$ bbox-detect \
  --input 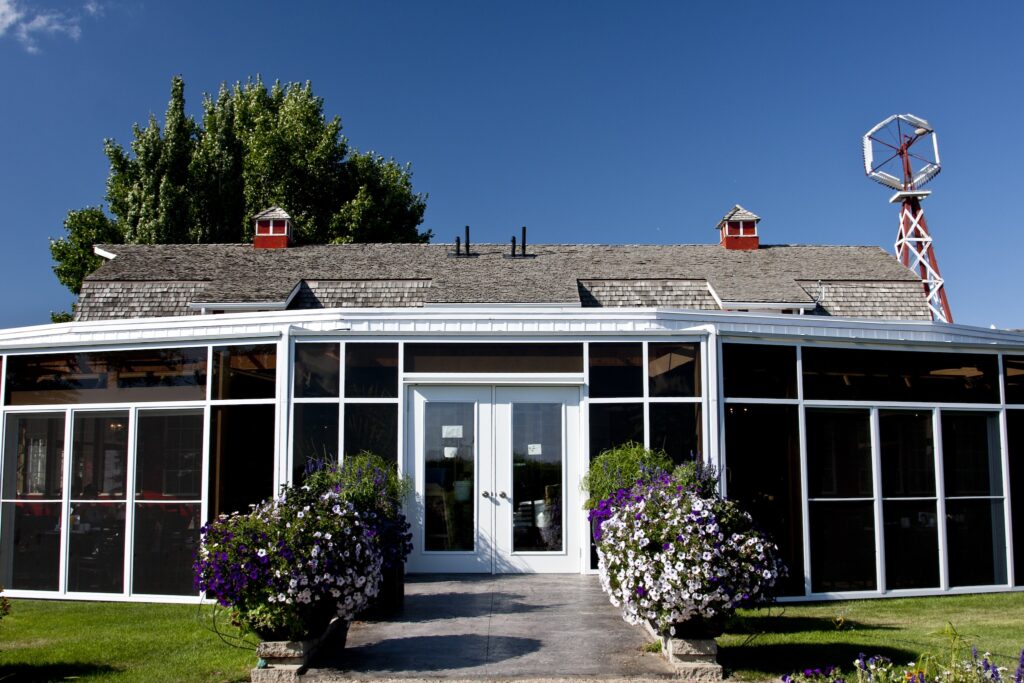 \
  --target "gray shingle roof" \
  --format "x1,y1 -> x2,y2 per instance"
717,205 -> 760,227
253,206 -> 291,221
76,242 -> 928,320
